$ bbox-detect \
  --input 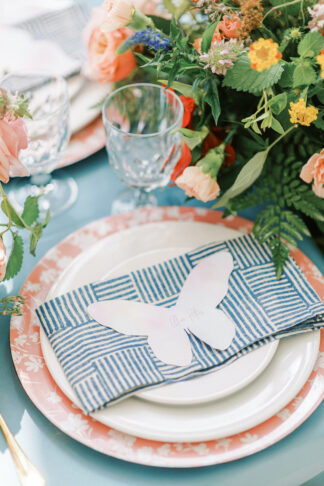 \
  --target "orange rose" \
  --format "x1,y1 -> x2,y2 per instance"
217,14 -> 242,39
171,142 -> 192,182
176,166 -> 220,202
0,117 -> 29,184
180,95 -> 195,128
300,148 -> 324,198
0,237 -> 6,281
83,7 -> 136,83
